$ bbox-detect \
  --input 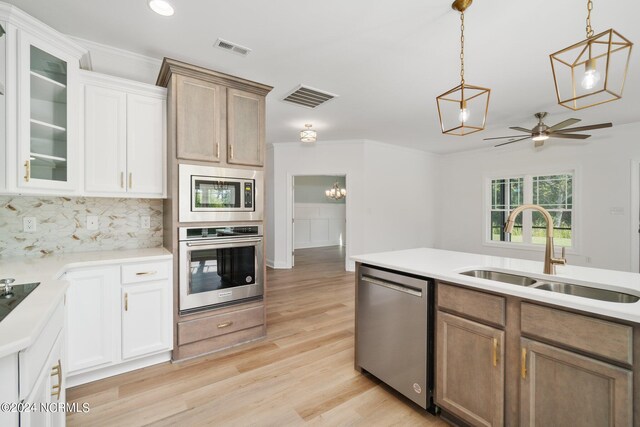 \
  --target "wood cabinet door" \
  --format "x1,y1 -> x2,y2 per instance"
121,281 -> 172,360
65,267 -> 120,374
126,93 -> 165,196
84,84 -> 127,194
436,311 -> 505,427
176,75 -> 224,162
227,88 -> 264,167
520,338 -> 632,427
